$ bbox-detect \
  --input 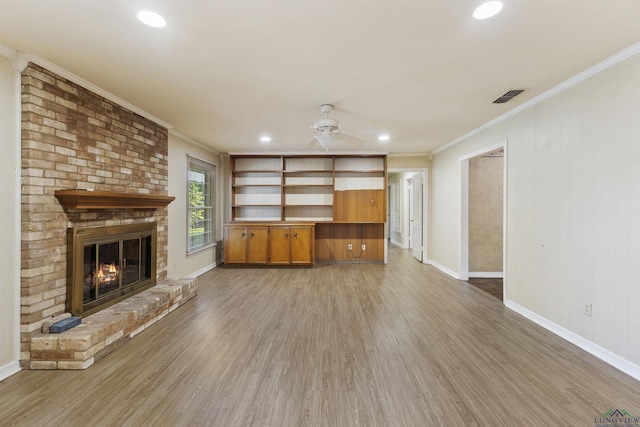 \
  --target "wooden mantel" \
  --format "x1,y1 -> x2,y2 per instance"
54,190 -> 175,209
